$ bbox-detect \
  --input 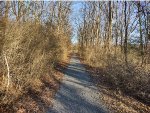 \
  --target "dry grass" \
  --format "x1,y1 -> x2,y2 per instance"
0,20 -> 71,112
80,46 -> 150,108
99,88 -> 150,113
